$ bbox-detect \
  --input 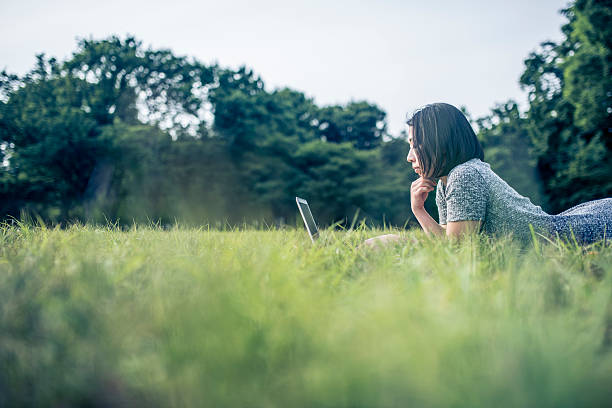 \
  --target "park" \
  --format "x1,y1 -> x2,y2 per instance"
1,0 -> 611,406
